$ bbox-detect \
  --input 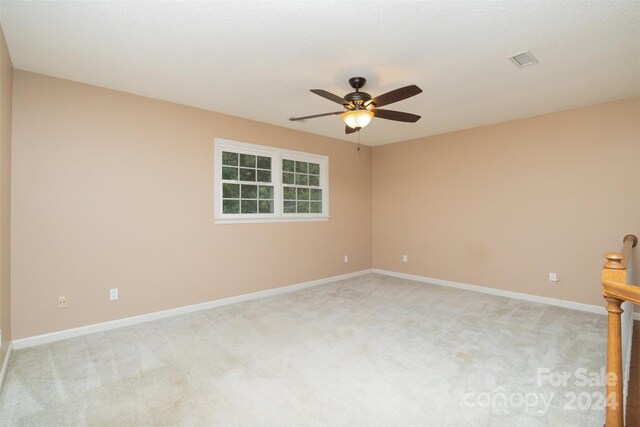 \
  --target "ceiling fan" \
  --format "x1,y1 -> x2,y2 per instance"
289,77 -> 422,134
